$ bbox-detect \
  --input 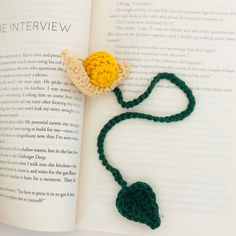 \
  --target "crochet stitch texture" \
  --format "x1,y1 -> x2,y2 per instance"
97,72 -> 196,229
61,50 -> 130,96
83,51 -> 119,88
